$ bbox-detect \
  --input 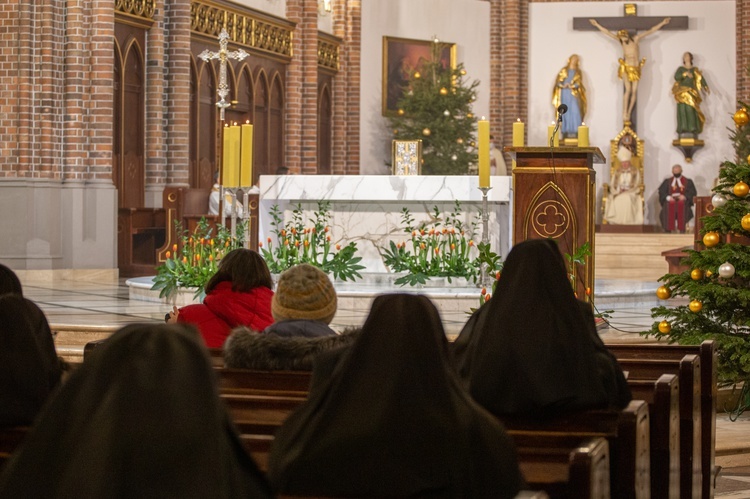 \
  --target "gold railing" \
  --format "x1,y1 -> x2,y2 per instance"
114,0 -> 155,20
191,1 -> 293,61
318,37 -> 339,72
